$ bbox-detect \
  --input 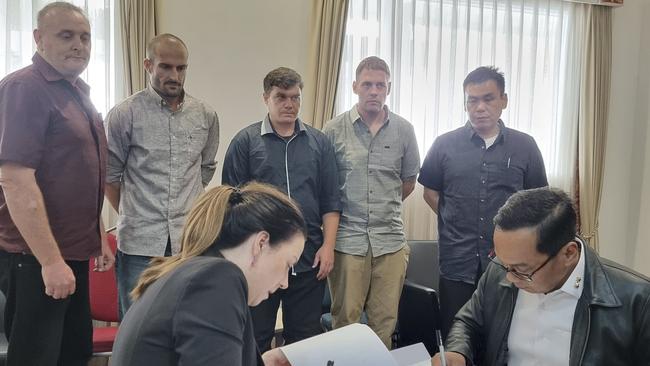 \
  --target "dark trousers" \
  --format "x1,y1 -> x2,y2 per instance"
250,268 -> 325,352
1,252 -> 91,366
439,277 -> 477,340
